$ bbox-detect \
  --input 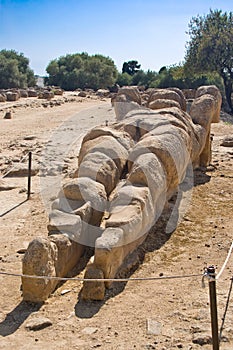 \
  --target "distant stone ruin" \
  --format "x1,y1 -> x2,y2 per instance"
22,85 -> 222,302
